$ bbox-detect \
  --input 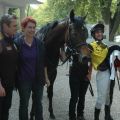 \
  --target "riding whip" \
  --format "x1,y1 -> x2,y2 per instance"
89,81 -> 94,97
